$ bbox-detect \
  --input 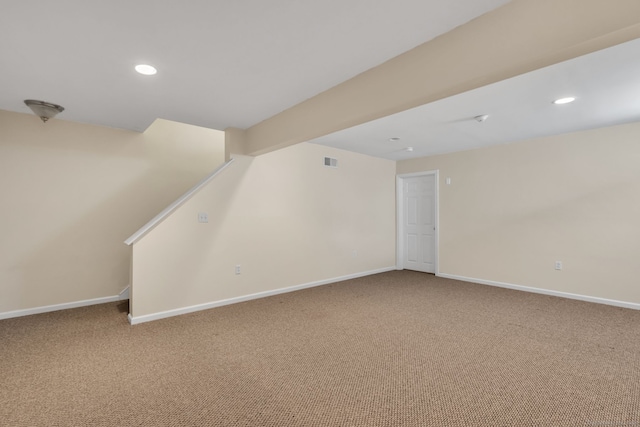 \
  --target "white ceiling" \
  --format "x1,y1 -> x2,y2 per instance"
309,37 -> 640,160
0,0 -> 510,132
